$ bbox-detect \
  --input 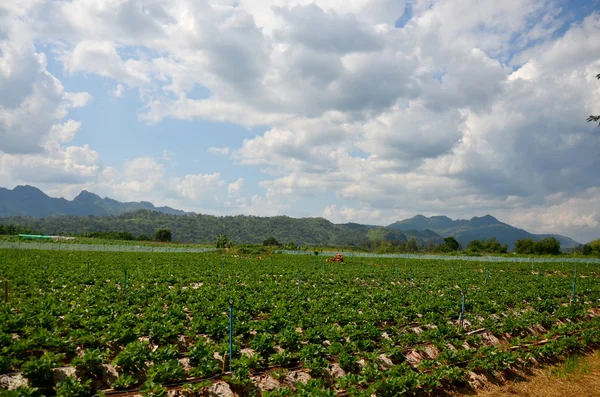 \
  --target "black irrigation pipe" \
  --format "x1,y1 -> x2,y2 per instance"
95,372 -> 228,396
95,363 -> 308,397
